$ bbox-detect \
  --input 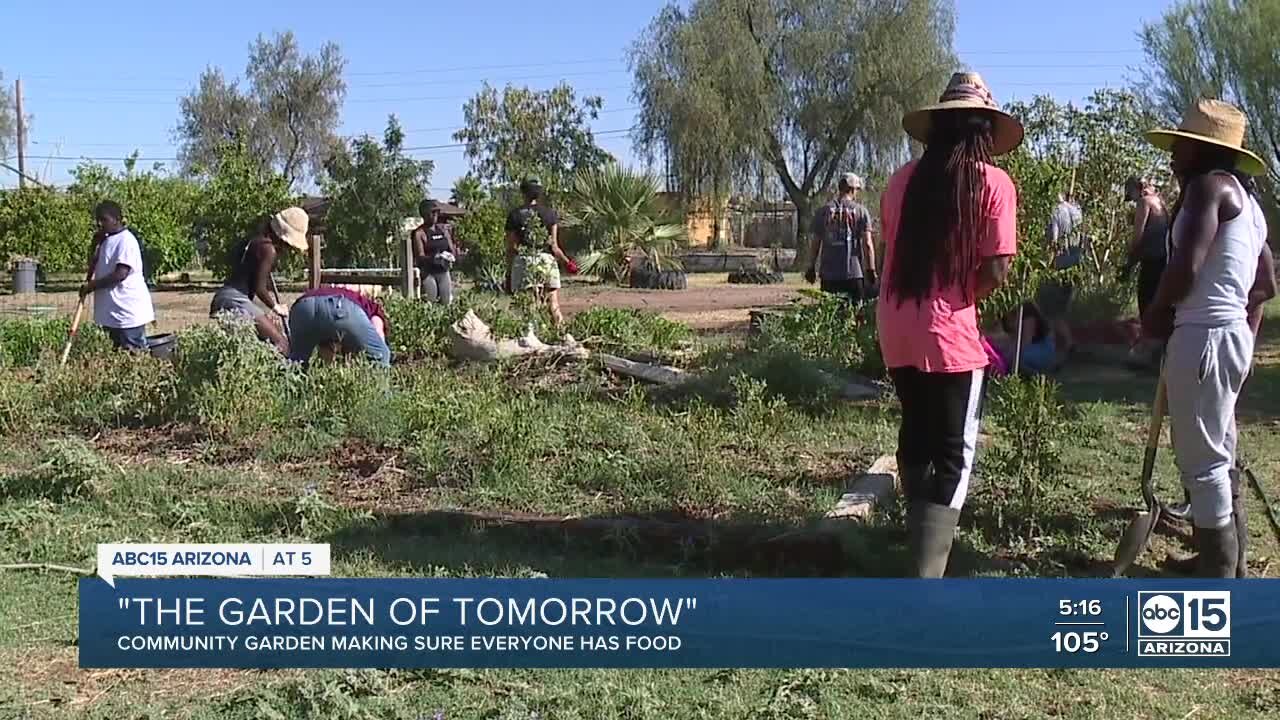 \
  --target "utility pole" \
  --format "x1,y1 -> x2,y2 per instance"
15,78 -> 26,188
